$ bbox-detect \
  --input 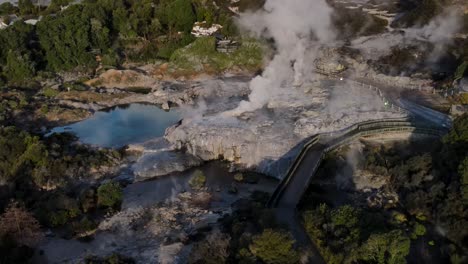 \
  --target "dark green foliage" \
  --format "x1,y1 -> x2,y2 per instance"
101,49 -> 121,68
0,21 -> 40,84
165,0 -> 196,33
4,50 -> 36,82
0,21 -> 36,64
0,126 -> 117,190
455,62 -> 467,81
47,0 -> 73,13
360,230 -> 411,264
170,37 -> 263,73
71,216 -> 97,235
97,182 -> 123,208
305,116 -> 468,261
36,5 -> 98,71
36,193 -> 81,227
236,0 -> 265,12
0,2 -> 17,15
411,222 -> 427,239
221,192 -> 280,262
249,229 -> 299,264
0,0 -> 242,81
155,34 -> 195,60
440,114 -> 468,174
0,127 -> 47,184
303,204 -> 411,264
18,0 -> 35,16
443,114 -> 468,147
